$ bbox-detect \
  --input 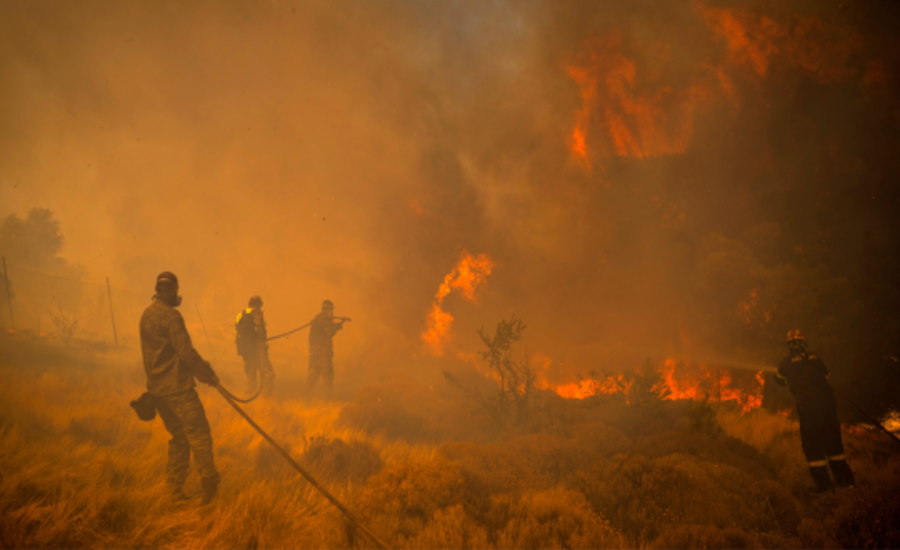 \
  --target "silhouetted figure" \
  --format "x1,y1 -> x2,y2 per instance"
139,272 -> 220,504
235,296 -> 274,396
776,329 -> 855,493
307,299 -> 345,395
